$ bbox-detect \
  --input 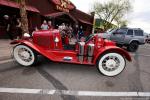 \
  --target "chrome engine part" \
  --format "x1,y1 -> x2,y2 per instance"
87,44 -> 95,63
78,42 -> 85,63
